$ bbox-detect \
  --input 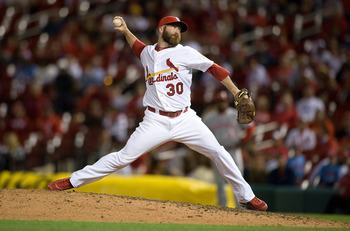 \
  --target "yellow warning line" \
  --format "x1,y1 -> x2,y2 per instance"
146,67 -> 179,81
